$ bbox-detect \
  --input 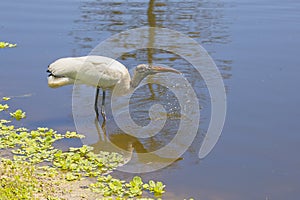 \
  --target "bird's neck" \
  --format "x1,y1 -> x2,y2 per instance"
112,73 -> 134,96
130,72 -> 147,89
113,72 -> 147,96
